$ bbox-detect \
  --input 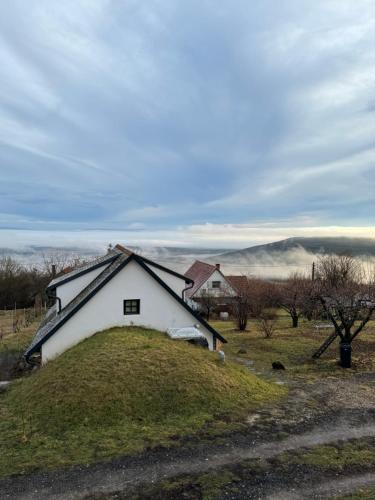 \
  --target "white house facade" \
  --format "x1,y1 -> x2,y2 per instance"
25,246 -> 226,364
184,261 -> 237,300
194,269 -> 235,298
